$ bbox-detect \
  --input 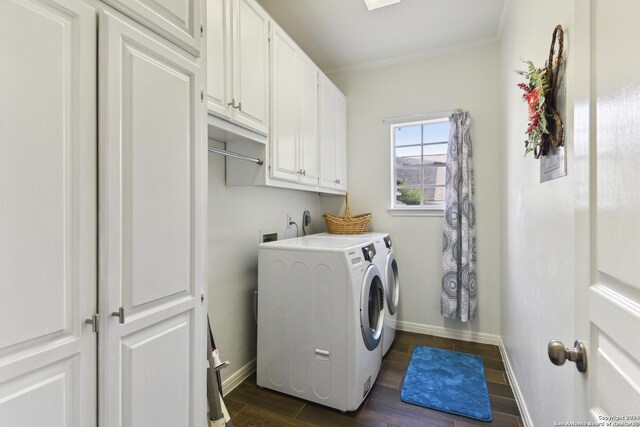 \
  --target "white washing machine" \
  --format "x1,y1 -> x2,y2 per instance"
316,233 -> 399,355
257,235 -> 385,411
